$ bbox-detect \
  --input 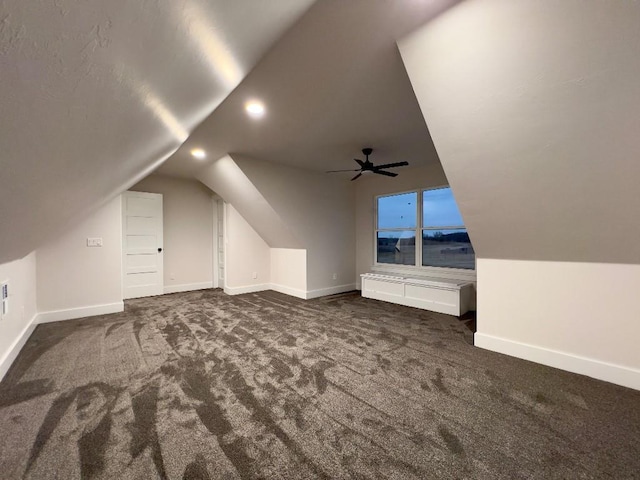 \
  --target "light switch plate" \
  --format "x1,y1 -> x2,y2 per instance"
1,282 -> 8,317
87,237 -> 103,247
